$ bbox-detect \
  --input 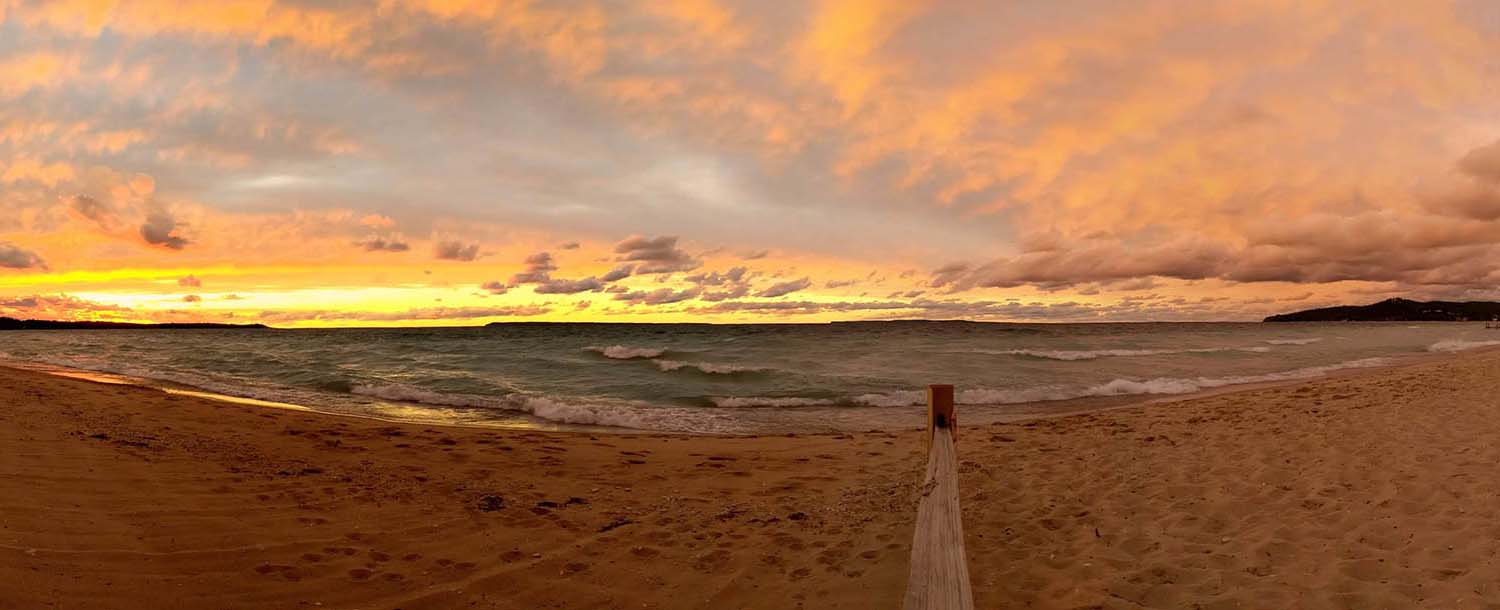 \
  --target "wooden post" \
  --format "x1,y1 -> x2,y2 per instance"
905,385 -> 974,610
927,384 -> 955,445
